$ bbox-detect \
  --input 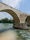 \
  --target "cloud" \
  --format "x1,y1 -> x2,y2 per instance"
0,12 -> 13,20
2,0 -> 22,8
